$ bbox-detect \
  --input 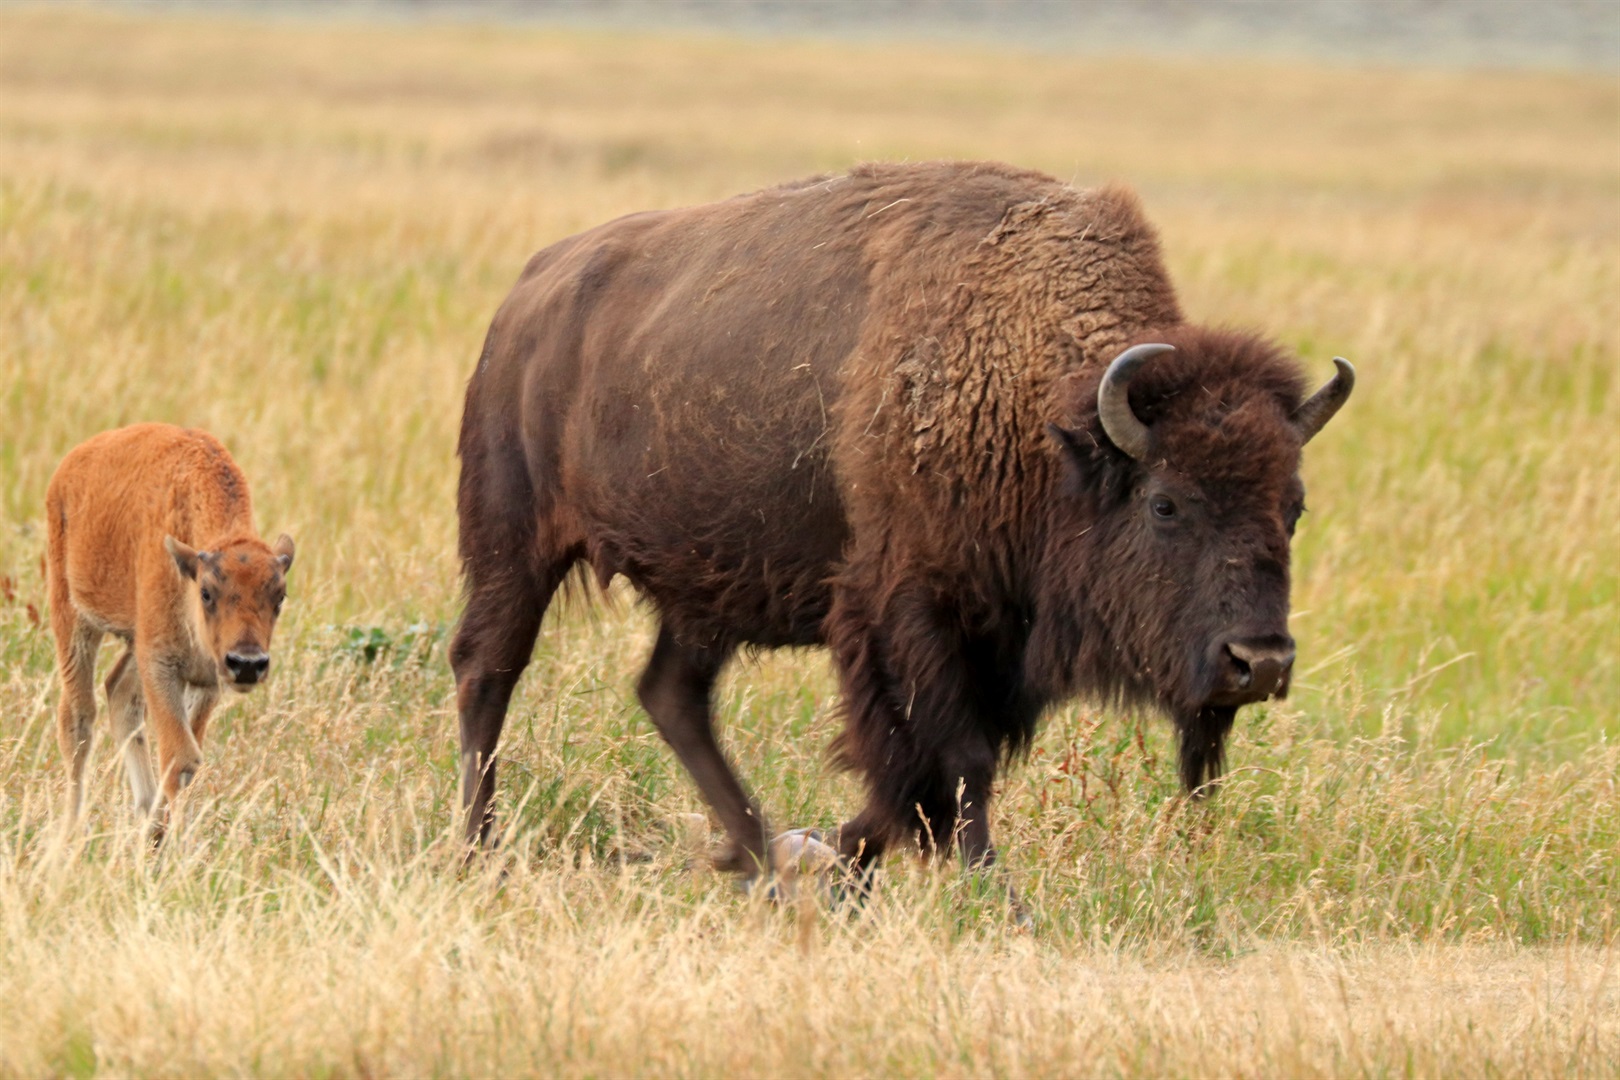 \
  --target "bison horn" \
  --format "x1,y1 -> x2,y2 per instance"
1293,357 -> 1355,444
1097,343 -> 1174,462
